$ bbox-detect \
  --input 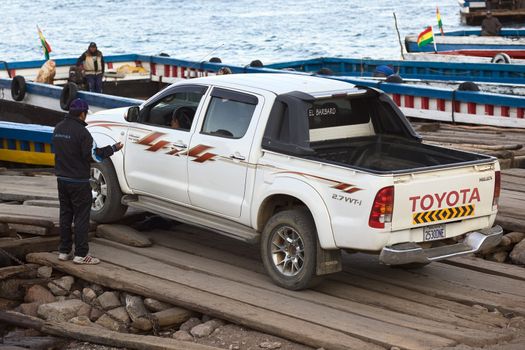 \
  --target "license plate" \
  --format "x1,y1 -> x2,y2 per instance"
423,224 -> 446,242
